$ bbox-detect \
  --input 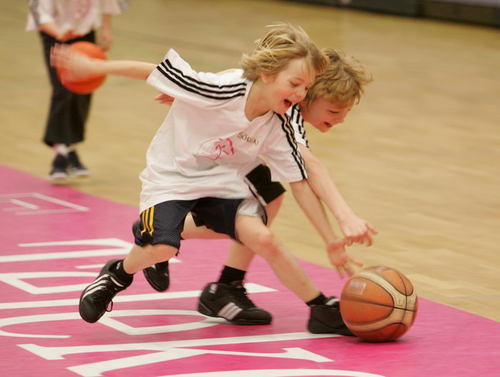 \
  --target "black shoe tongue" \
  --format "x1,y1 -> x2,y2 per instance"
325,297 -> 339,306
229,280 -> 244,289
